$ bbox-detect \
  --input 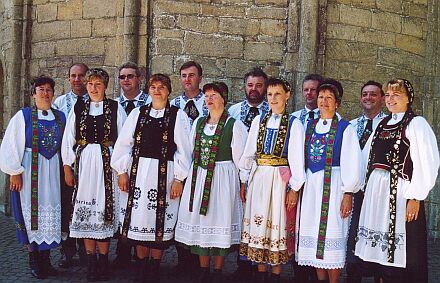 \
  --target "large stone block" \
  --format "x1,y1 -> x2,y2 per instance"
56,38 -> 106,56
184,32 -> 243,58
31,41 -> 55,58
339,4 -> 371,28
32,21 -> 70,42
333,0 -> 376,9
57,0 -> 82,20
176,15 -> 219,34
150,55 -> 174,74
212,0 -> 252,5
92,18 -> 117,37
154,1 -> 199,15
244,42 -> 284,61
324,59 -> 387,83
83,0 -> 117,18
219,18 -> 259,36
201,4 -> 245,17
327,3 -> 339,23
260,19 -> 286,37
376,1 -> 403,13
155,38 -> 183,55
255,0 -> 288,7
402,3 -> 427,18
326,39 -> 378,64
71,19 -> 92,38
396,34 -> 426,56
402,17 -> 426,39
155,29 -> 185,39
223,59 -> 260,78
372,11 -> 401,33
257,35 -> 285,43
36,3 -> 57,22
155,15 -> 176,29
45,57 -> 72,68
327,23 -> 396,48
246,6 -> 286,19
